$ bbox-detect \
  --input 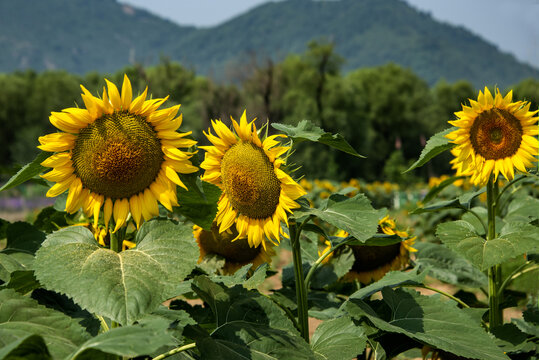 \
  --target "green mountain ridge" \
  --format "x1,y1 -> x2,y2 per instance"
1,0 -> 537,87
